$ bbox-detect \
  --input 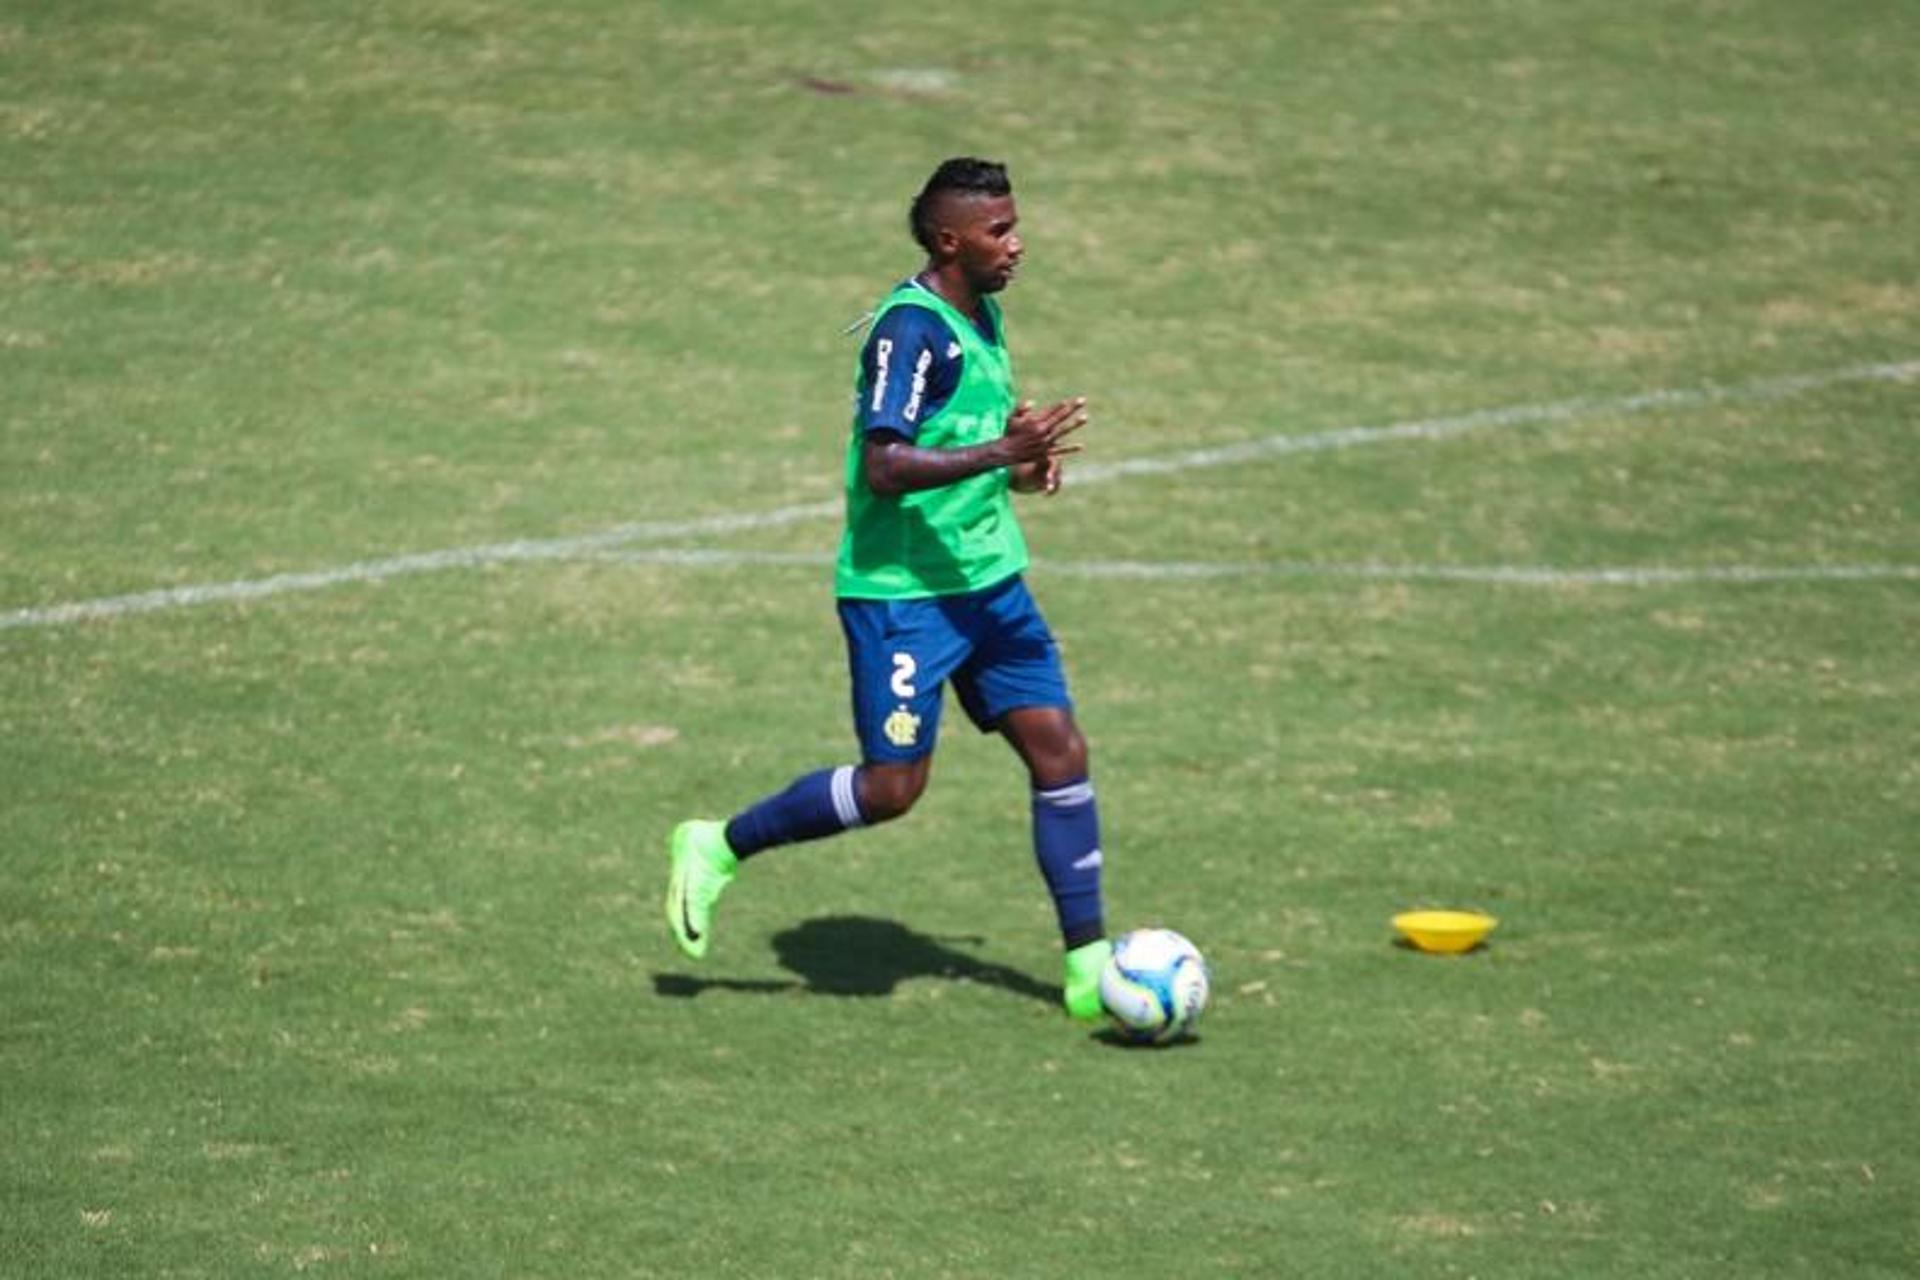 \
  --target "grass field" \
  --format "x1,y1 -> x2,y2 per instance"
4,1 -> 1917,1275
